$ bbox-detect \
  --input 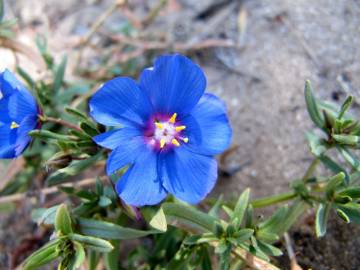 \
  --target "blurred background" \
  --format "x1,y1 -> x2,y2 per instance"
0,0 -> 360,269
